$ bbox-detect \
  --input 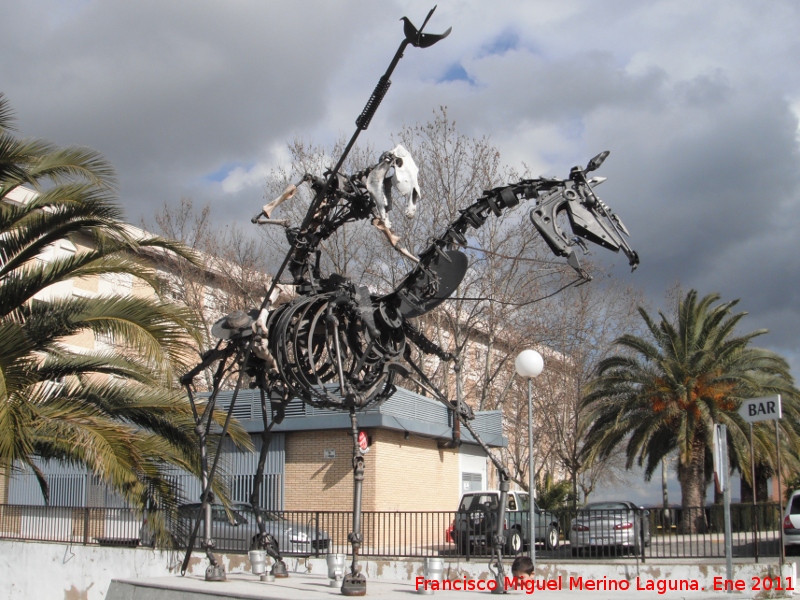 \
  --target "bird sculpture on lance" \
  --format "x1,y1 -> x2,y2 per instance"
178,6 -> 639,596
